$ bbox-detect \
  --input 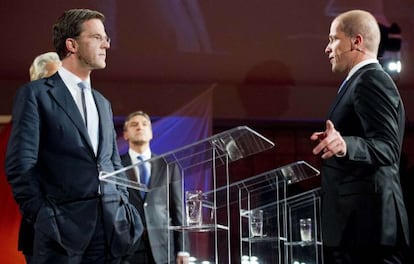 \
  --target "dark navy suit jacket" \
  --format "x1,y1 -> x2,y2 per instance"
5,73 -> 142,257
